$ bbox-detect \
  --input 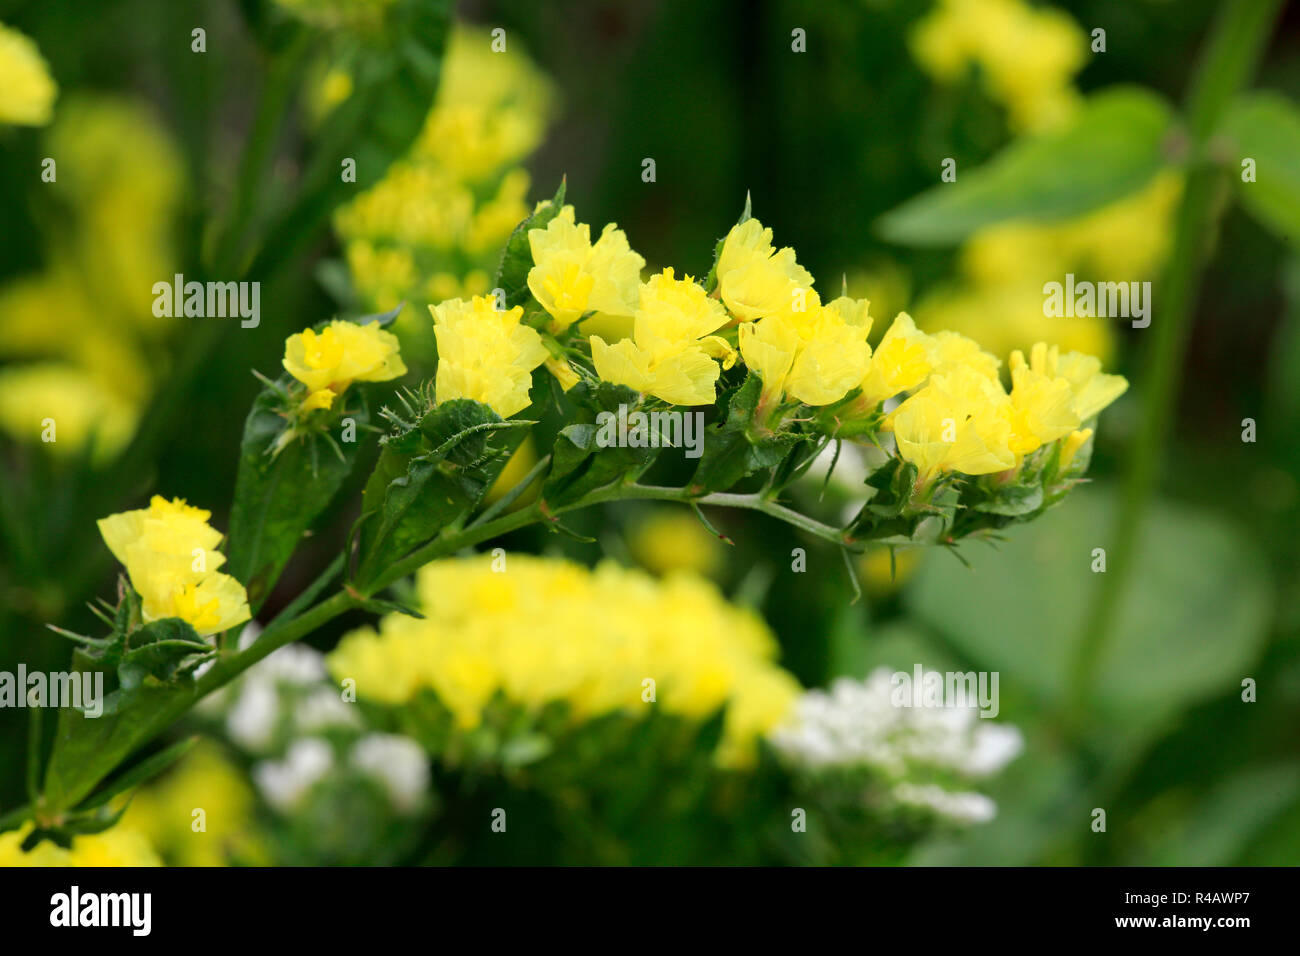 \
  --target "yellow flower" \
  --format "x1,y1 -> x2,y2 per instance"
628,509 -> 722,578
431,295 -> 548,417
327,554 -> 801,767
97,496 -> 250,637
123,742 -> 257,867
1059,427 -> 1093,471
1006,347 -> 1080,454
528,210 -> 644,333
715,217 -> 814,321
1022,341 -> 1128,421
590,268 -> 734,406
0,23 -> 57,126
888,365 -> 1016,484
0,362 -> 137,463
910,0 -> 1085,133
0,823 -> 160,867
282,319 -> 406,411
858,312 -> 935,408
